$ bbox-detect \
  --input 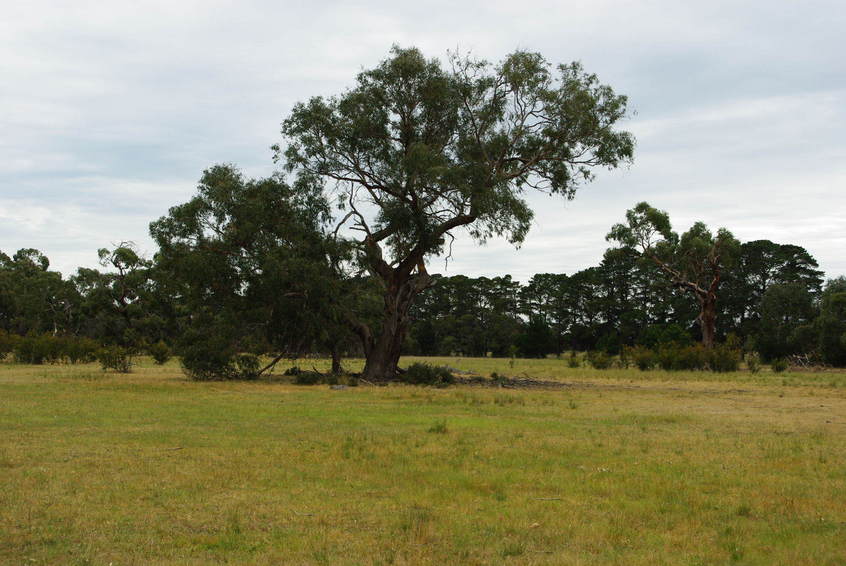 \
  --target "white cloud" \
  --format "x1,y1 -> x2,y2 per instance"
1,0 -> 844,280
